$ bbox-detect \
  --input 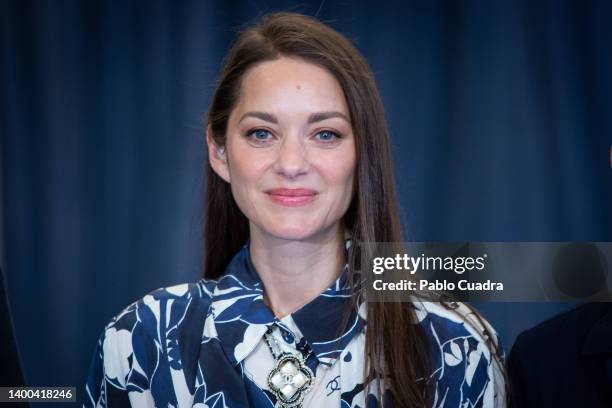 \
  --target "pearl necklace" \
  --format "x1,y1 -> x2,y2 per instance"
264,326 -> 314,408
